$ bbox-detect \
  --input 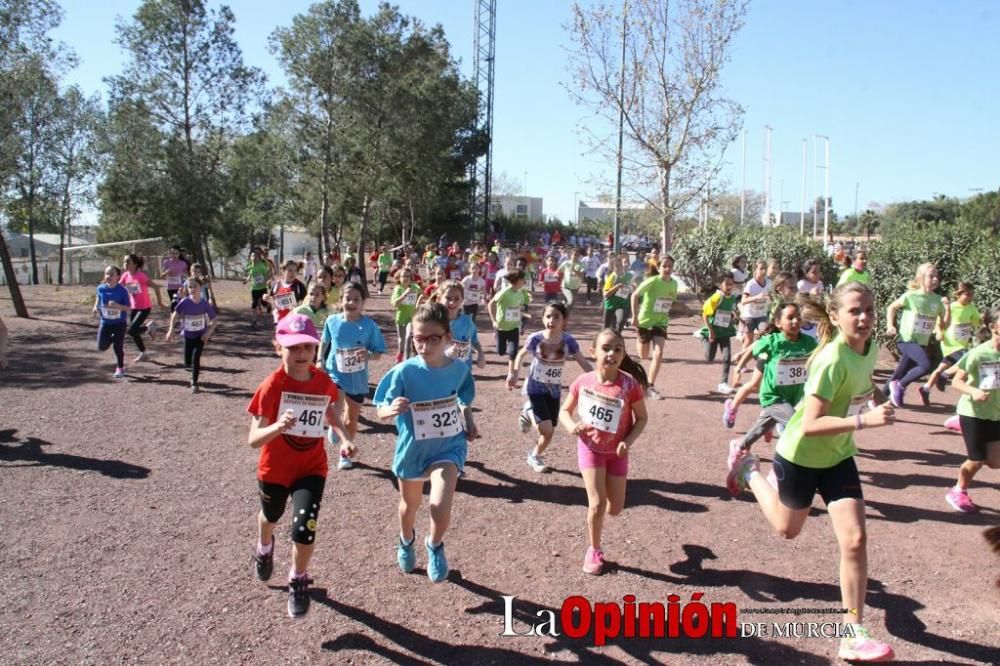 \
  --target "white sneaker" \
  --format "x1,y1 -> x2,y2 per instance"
717,382 -> 736,395
145,321 -> 157,342
646,387 -> 664,400
527,452 -> 550,473
338,456 -> 353,470
113,367 -> 127,379
134,352 -> 149,363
